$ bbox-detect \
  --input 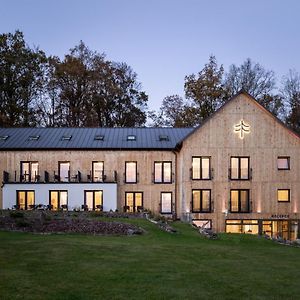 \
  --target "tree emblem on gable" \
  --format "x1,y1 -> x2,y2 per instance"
234,120 -> 250,139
